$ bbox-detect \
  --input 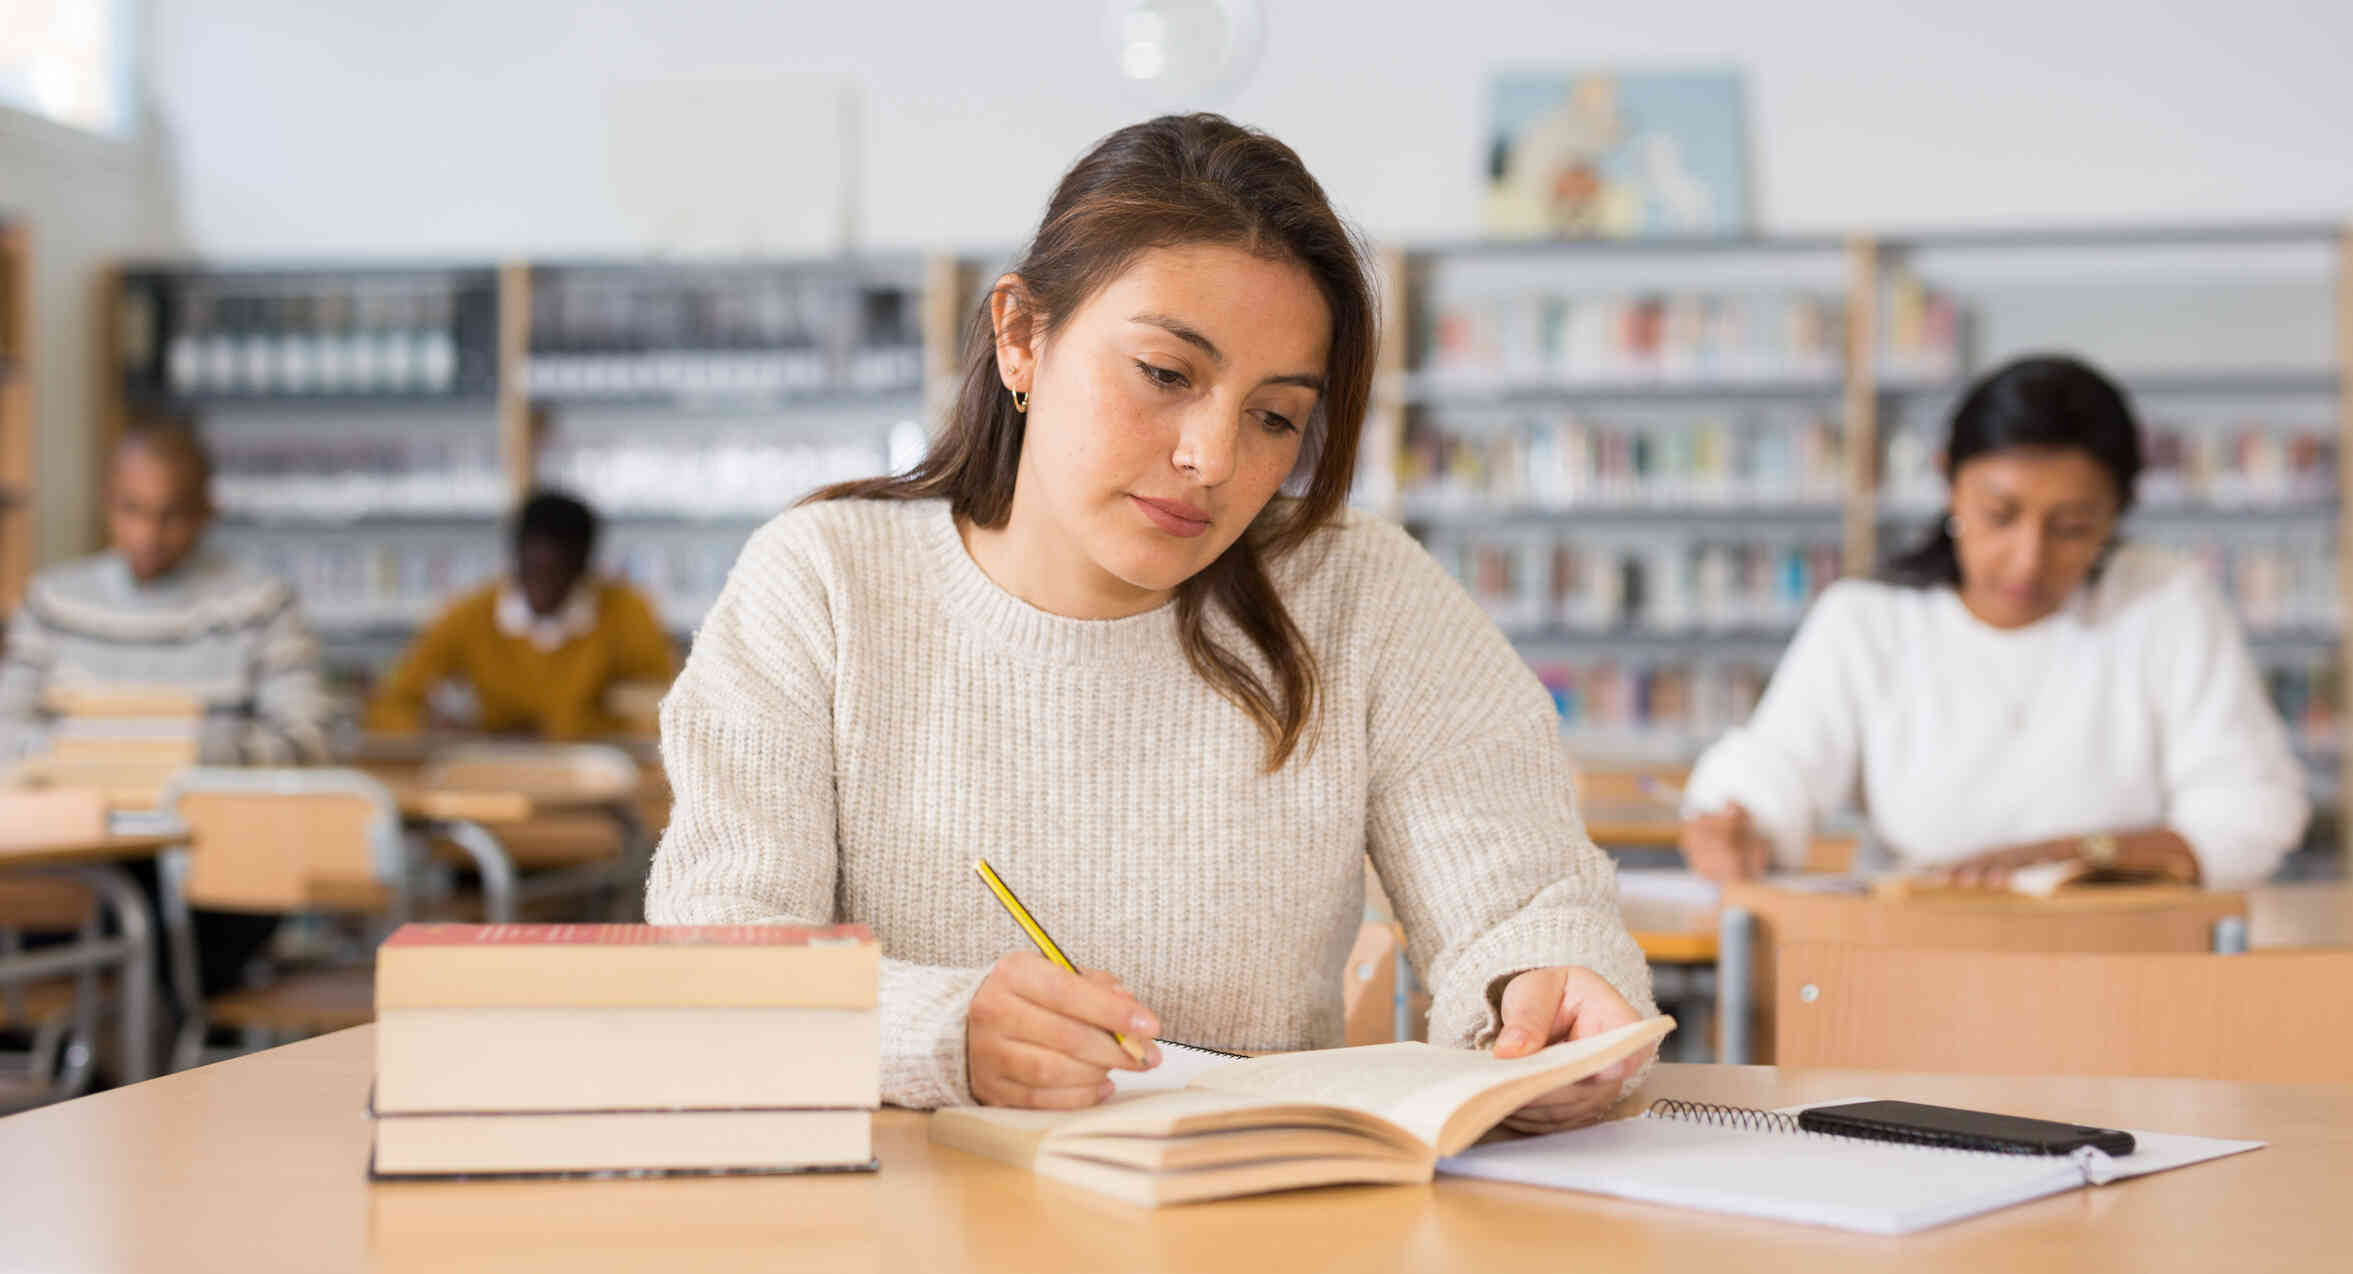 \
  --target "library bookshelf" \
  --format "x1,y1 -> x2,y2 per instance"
0,220 -> 29,608
1376,224 -> 2350,859
70,224 -> 2352,856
